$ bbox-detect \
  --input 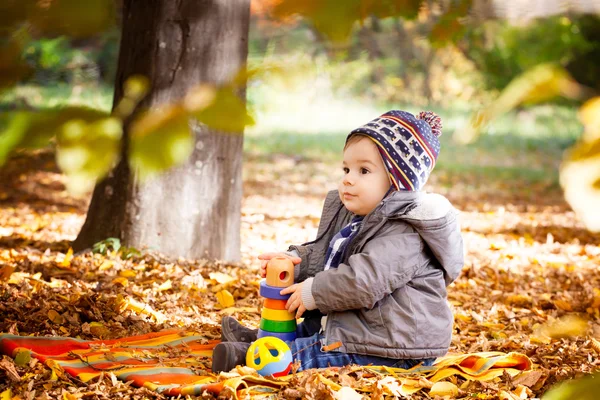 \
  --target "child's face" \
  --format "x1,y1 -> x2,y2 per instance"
338,136 -> 391,216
